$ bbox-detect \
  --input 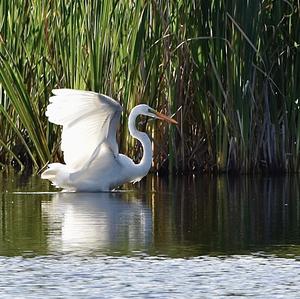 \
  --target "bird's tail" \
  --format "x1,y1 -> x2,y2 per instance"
41,163 -> 70,189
